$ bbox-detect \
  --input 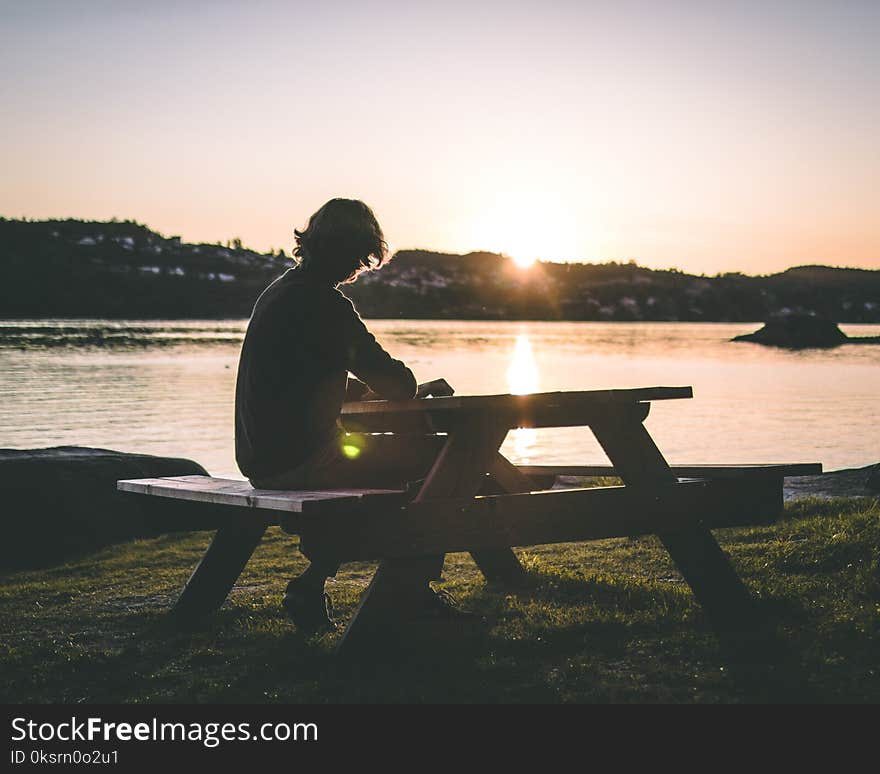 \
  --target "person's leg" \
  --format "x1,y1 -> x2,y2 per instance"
282,565 -> 340,632
257,434 -> 447,631
250,457 -> 344,631
304,432 -> 446,489
296,559 -> 338,589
